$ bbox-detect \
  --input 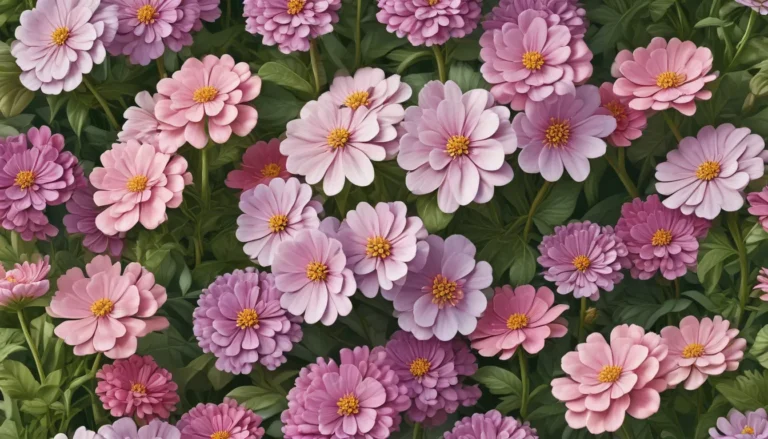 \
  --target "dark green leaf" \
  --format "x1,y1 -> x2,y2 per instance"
416,194 -> 454,232
473,366 -> 522,396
